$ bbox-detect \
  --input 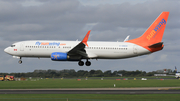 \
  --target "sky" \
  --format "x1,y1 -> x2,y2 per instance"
1,0 -> 180,73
